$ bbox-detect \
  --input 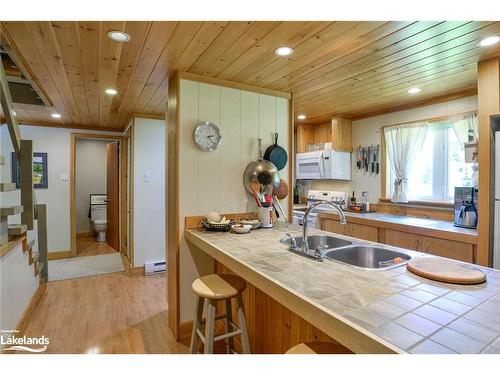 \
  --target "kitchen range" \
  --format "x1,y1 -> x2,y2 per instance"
292,190 -> 347,228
